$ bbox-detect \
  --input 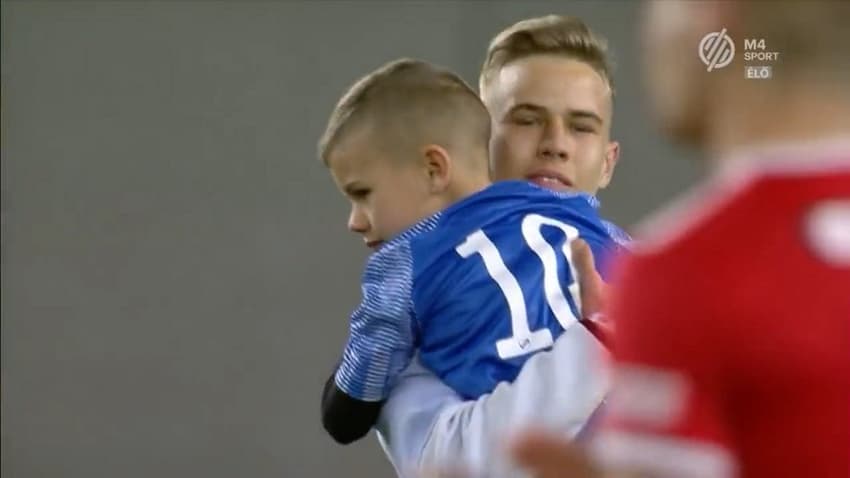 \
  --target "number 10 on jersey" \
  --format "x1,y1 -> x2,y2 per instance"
456,213 -> 582,360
